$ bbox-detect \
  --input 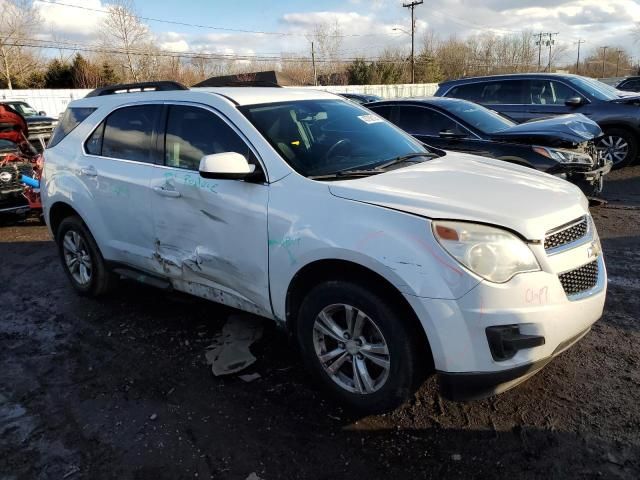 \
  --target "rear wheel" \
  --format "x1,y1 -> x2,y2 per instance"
297,281 -> 423,413
597,128 -> 637,168
56,216 -> 117,296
